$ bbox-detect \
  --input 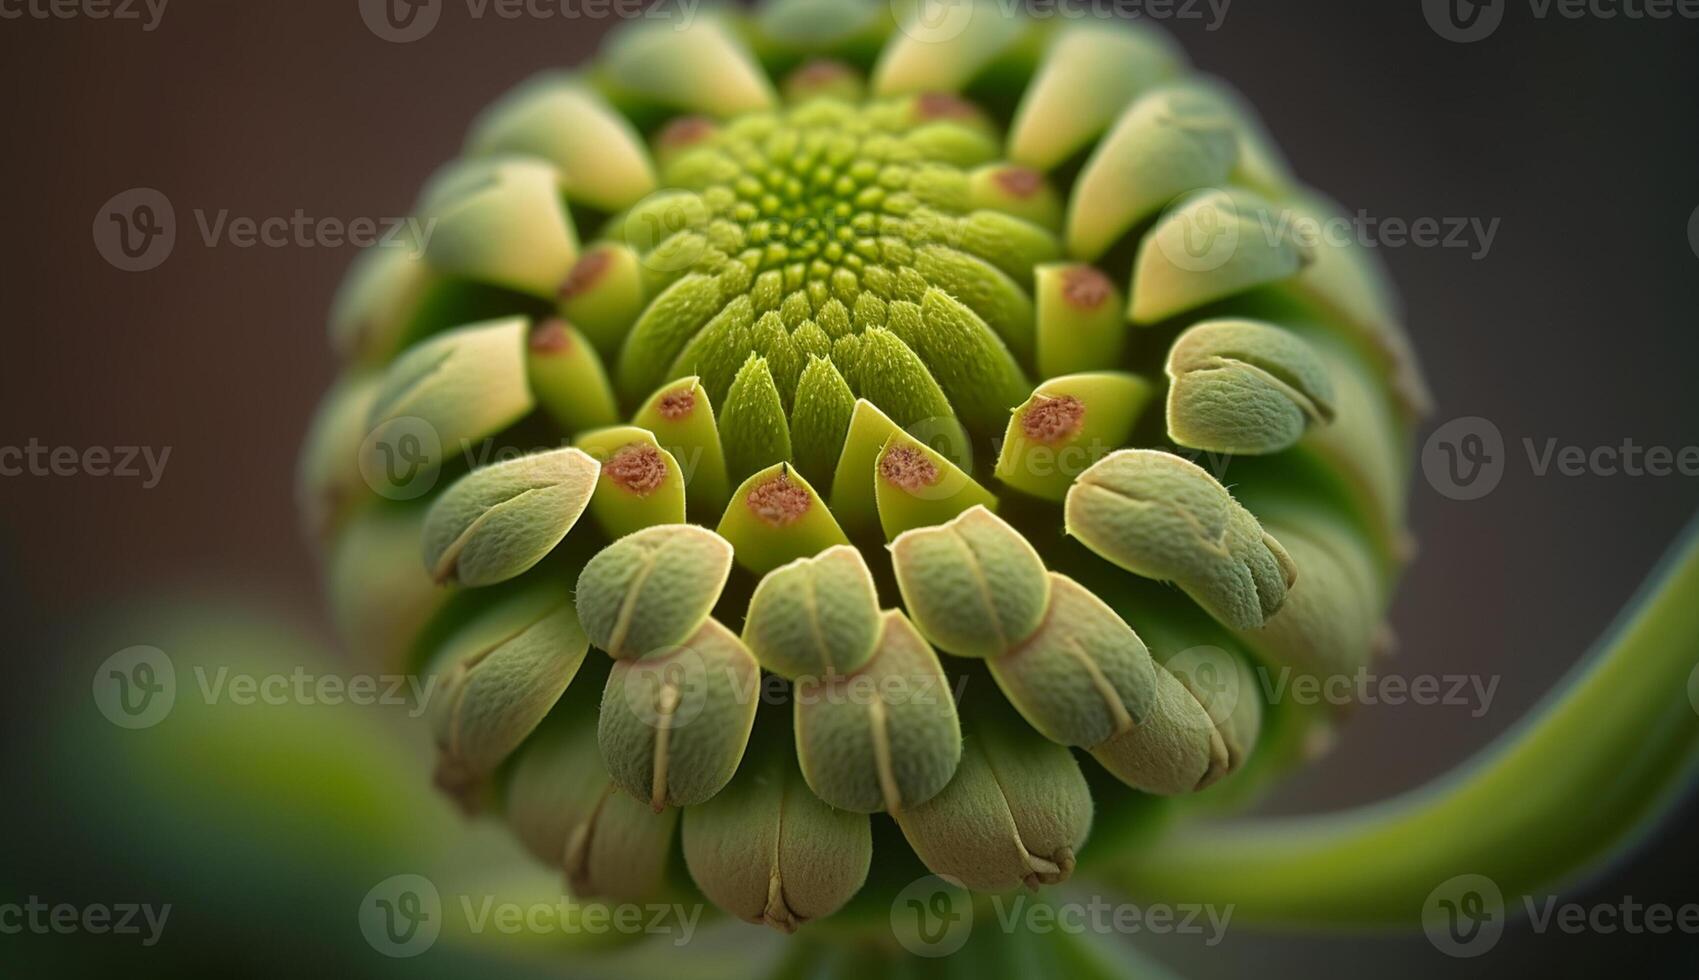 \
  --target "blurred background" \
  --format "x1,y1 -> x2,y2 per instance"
2,0 -> 1697,976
